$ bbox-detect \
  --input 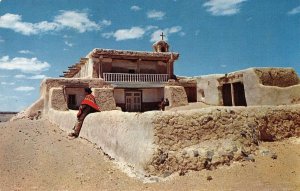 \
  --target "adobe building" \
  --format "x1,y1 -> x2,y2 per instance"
195,67 -> 300,106
24,34 -> 197,117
